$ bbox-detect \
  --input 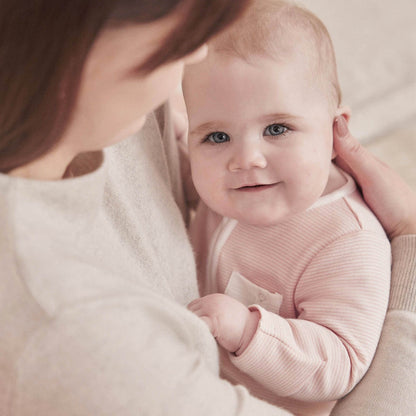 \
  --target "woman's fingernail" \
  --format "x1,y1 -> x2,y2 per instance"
335,116 -> 349,138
